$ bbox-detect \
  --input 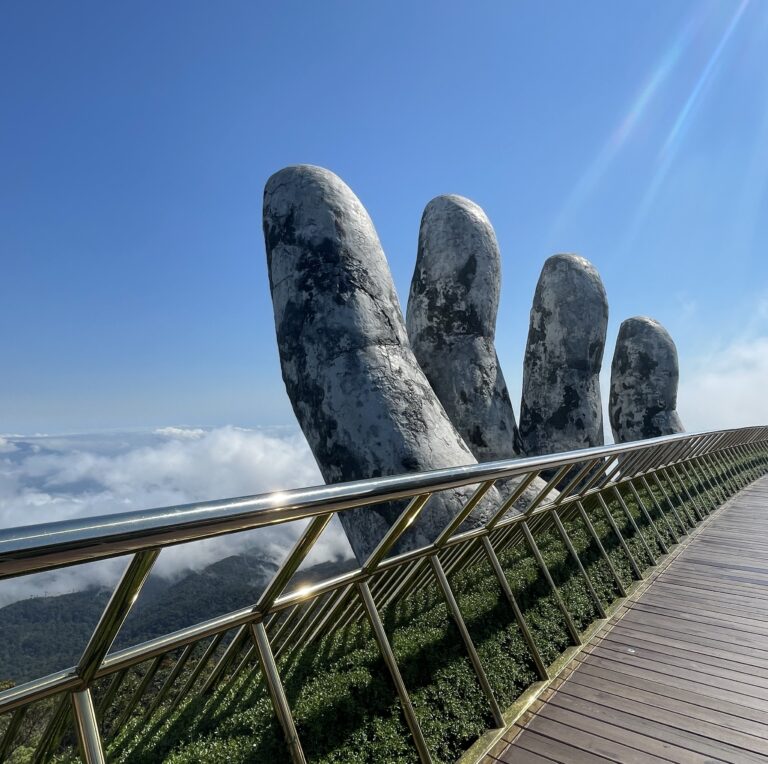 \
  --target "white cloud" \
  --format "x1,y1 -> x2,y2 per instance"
678,336 -> 768,432
0,437 -> 16,453
153,426 -> 206,440
0,427 -> 352,606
